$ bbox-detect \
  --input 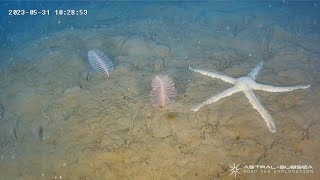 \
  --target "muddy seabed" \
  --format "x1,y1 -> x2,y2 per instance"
0,2 -> 319,180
